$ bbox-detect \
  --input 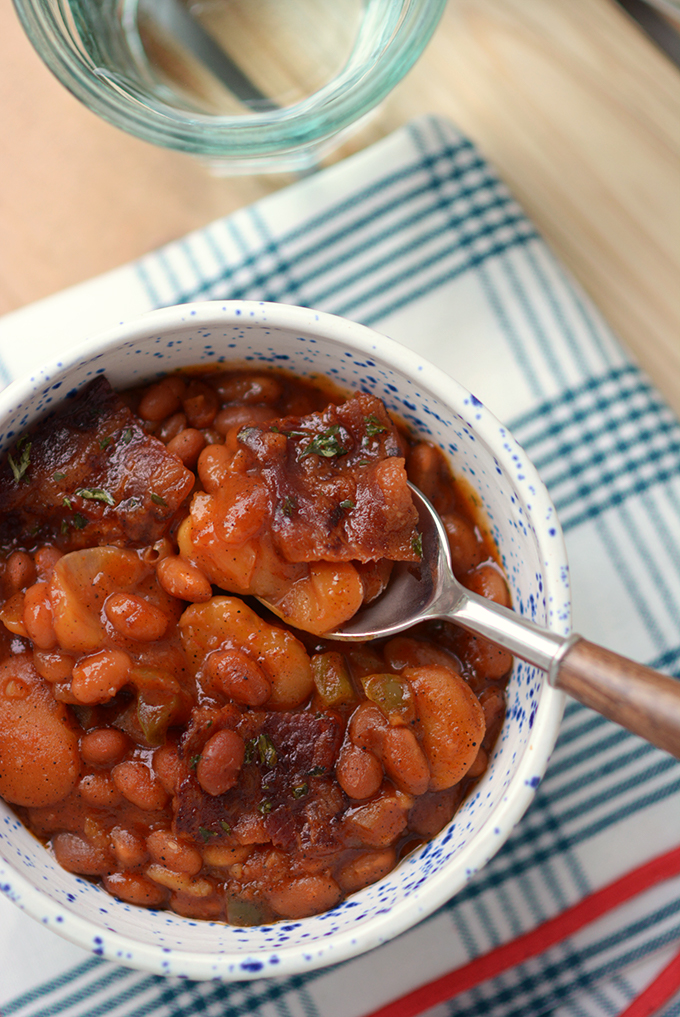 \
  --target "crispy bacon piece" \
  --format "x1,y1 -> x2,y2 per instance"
237,393 -> 420,563
0,377 -> 194,547
174,709 -> 344,853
